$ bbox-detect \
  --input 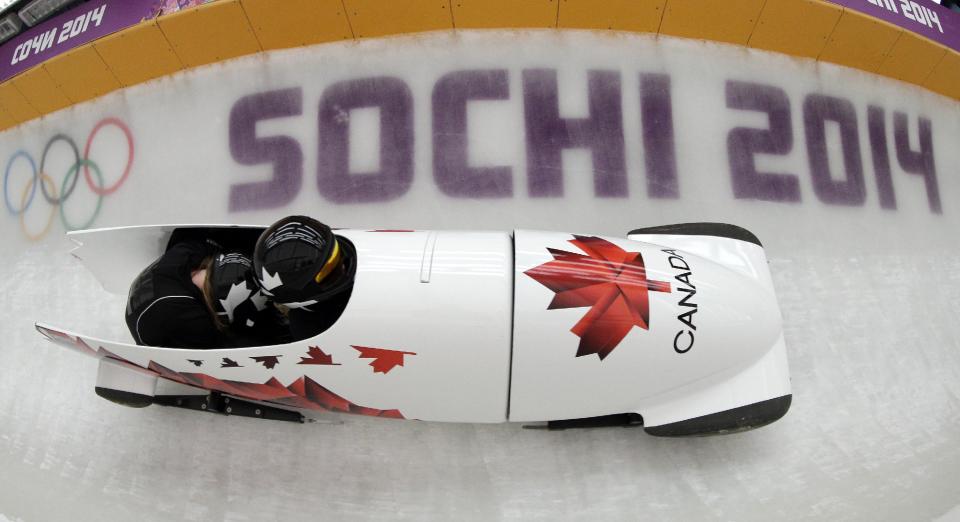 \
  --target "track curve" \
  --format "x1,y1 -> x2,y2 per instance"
0,31 -> 958,521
